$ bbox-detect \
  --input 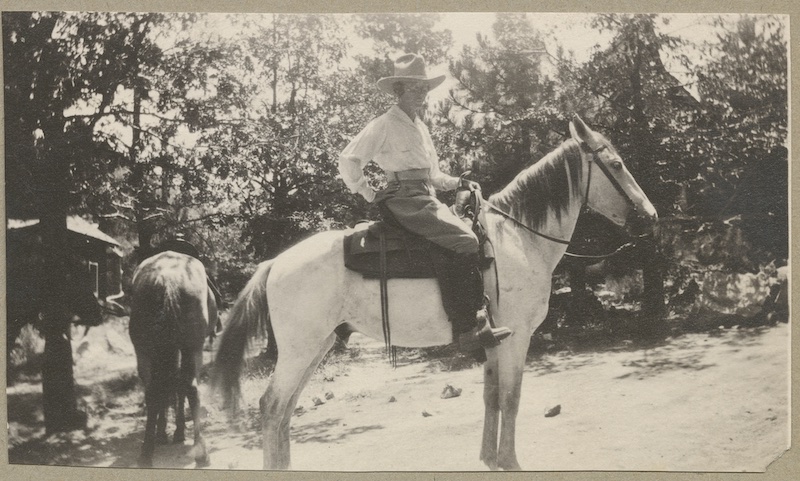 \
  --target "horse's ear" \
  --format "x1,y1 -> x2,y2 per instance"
570,114 -> 604,152
568,120 -> 580,143
569,114 -> 591,143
